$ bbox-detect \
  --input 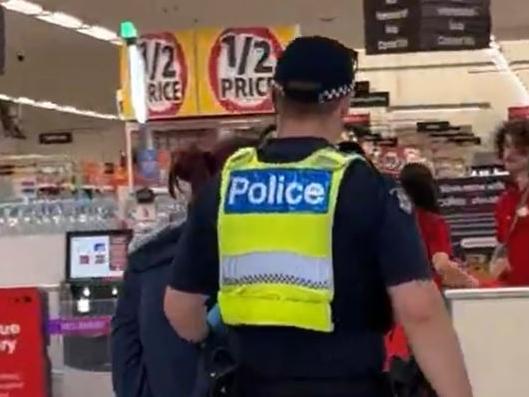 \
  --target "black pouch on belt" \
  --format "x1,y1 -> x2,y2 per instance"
389,356 -> 437,397
193,344 -> 238,397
